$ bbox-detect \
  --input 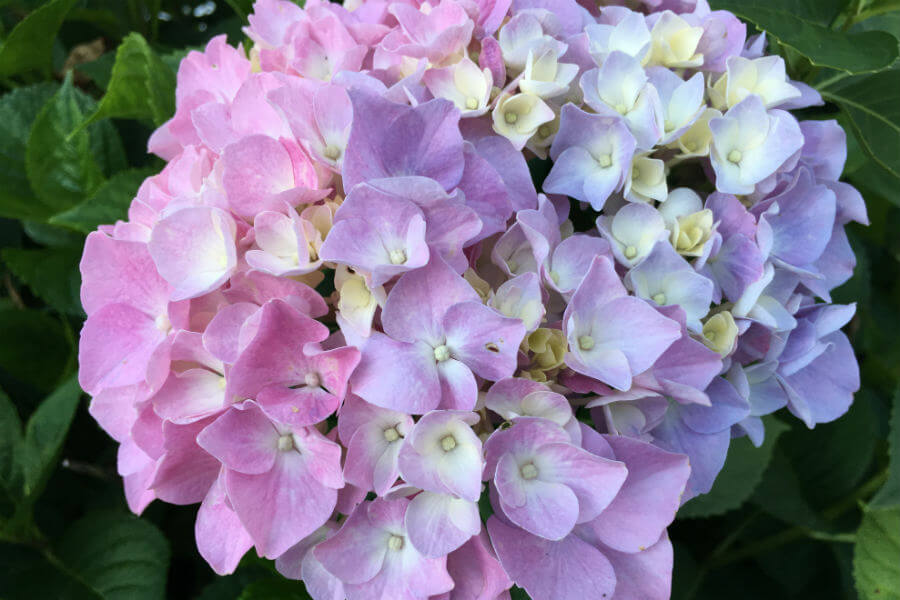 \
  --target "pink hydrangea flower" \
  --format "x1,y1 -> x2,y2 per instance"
78,0 -> 865,597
